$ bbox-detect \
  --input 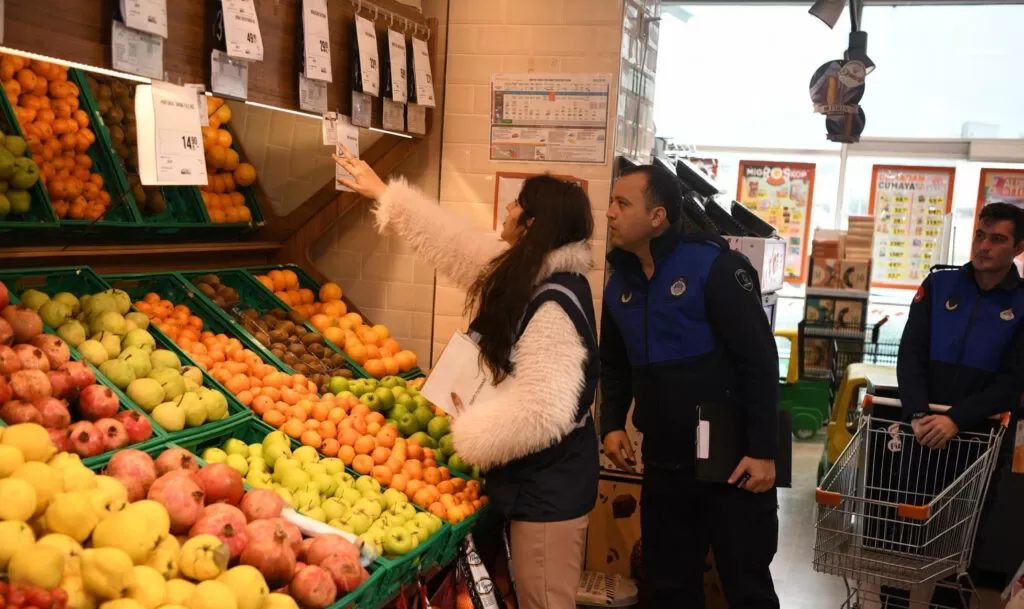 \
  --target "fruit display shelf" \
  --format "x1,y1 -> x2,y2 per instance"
0,76 -> 58,236
0,266 -> 251,442
213,122 -> 265,231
